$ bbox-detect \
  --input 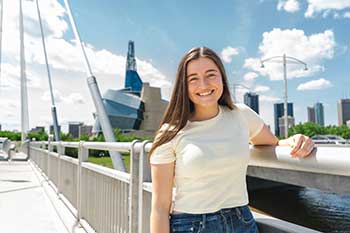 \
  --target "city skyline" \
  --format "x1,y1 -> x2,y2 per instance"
0,0 -> 349,133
